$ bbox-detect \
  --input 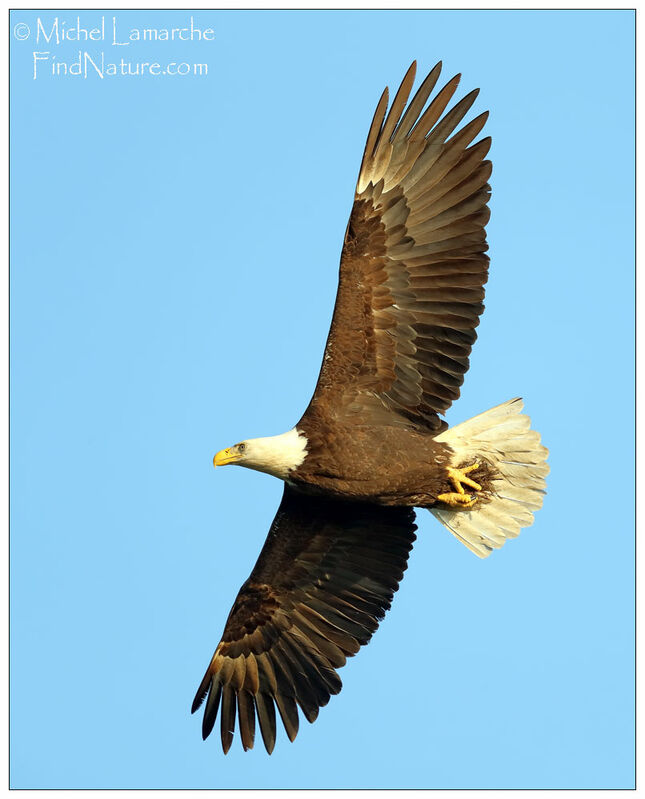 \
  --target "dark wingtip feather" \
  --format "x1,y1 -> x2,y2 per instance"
256,692 -> 277,755
275,693 -> 299,743
220,685 -> 236,754
191,693 -> 206,715
238,691 -> 256,752
201,680 -> 222,740
403,60 -> 417,82
191,670 -> 211,714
